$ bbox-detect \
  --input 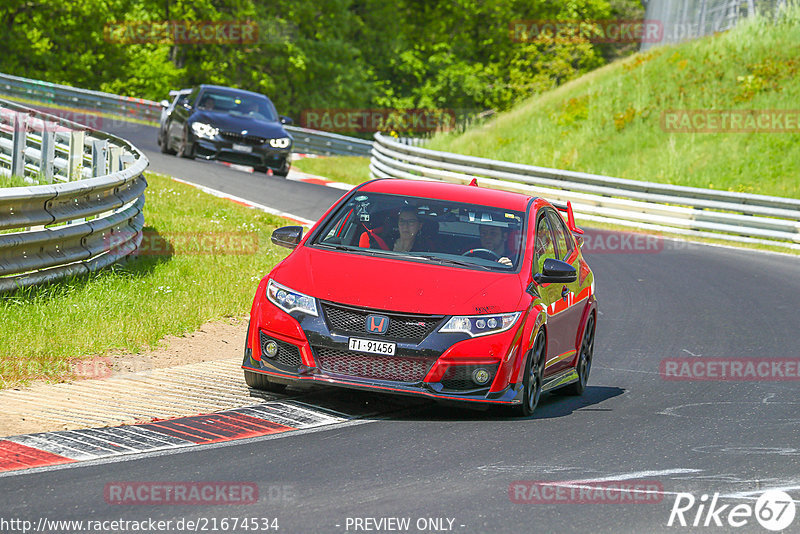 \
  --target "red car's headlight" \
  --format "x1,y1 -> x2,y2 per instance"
439,312 -> 521,337
266,279 -> 318,317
